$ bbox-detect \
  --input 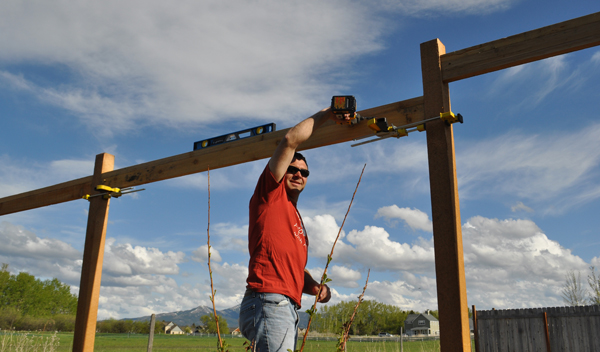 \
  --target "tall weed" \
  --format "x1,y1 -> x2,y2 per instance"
0,332 -> 59,352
